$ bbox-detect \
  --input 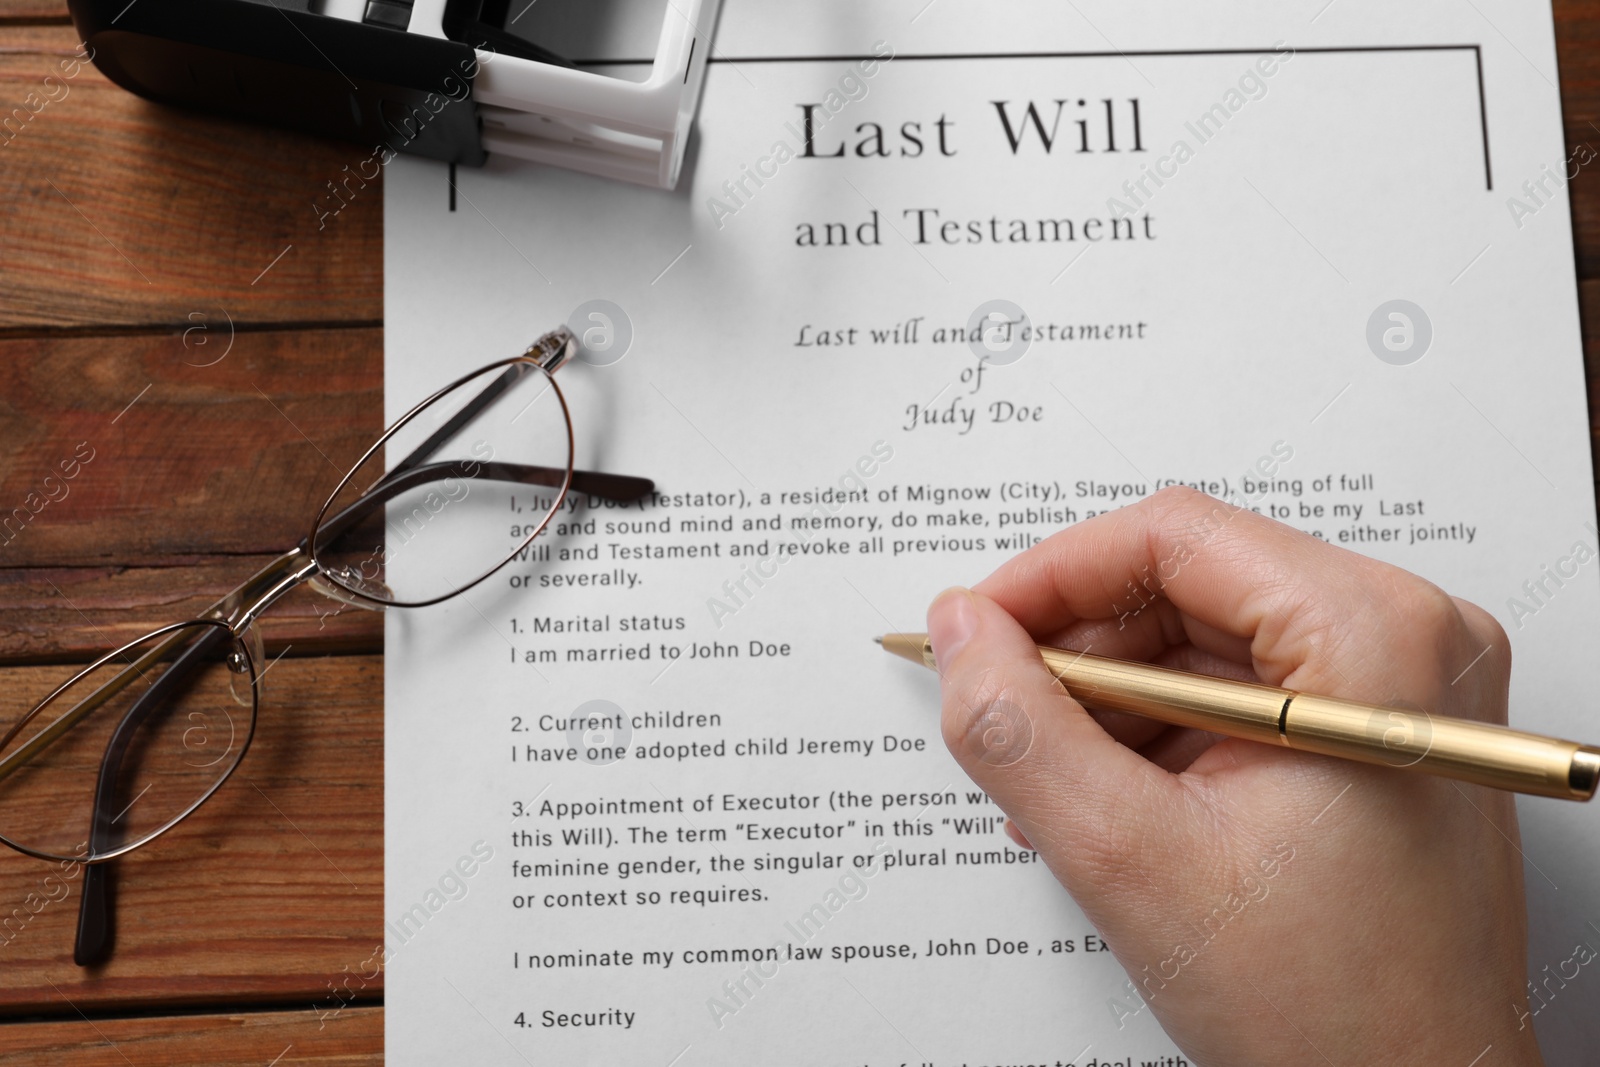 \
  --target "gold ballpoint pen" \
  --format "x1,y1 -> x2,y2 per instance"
878,633 -> 1600,801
